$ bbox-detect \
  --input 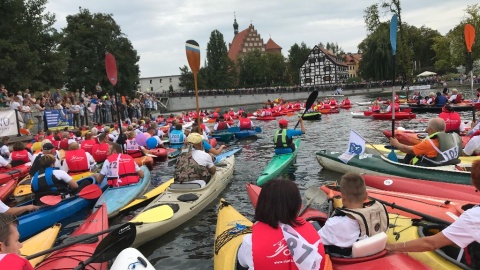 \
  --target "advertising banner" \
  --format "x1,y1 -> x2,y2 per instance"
44,109 -> 73,130
0,110 -> 18,136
